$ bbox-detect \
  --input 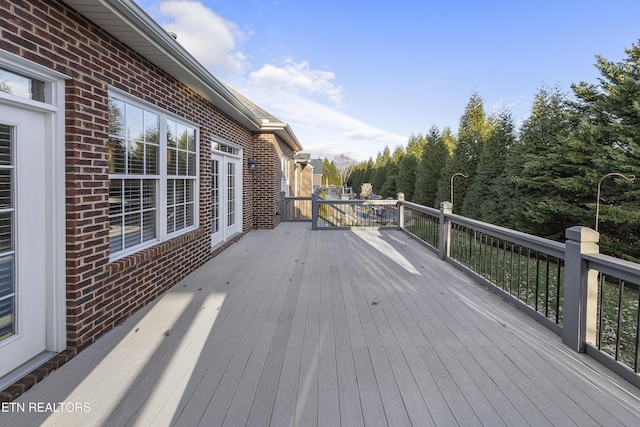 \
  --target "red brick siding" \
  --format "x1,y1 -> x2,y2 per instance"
0,0 -> 291,401
251,134 -> 295,228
